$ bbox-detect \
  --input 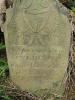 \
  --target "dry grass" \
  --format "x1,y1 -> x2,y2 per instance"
0,78 -> 39,100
